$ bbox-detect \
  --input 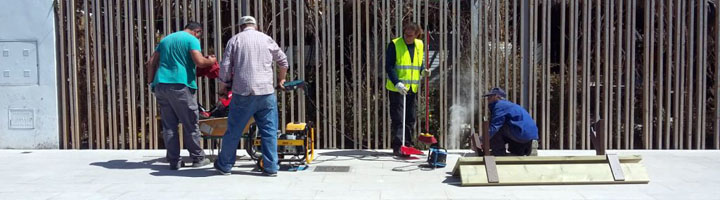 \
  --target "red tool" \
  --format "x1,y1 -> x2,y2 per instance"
418,32 -> 437,145
400,93 -> 423,156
